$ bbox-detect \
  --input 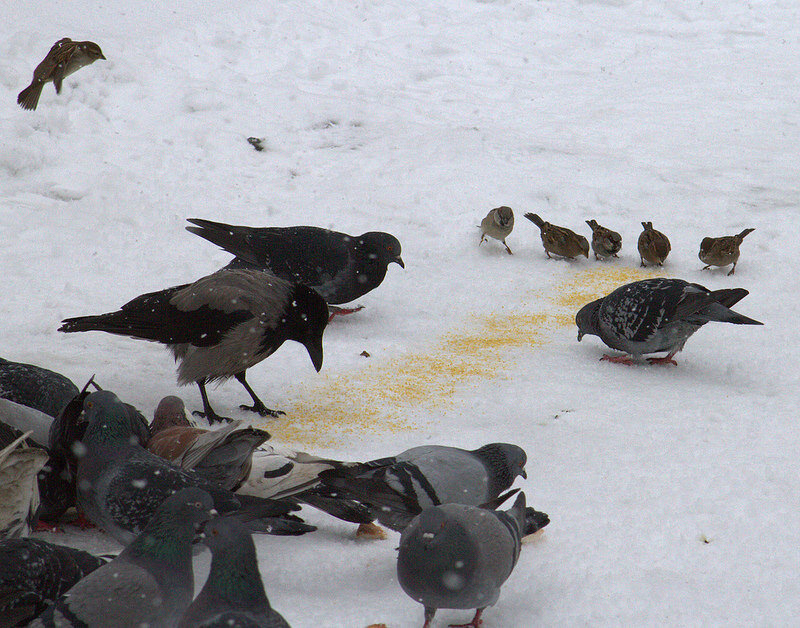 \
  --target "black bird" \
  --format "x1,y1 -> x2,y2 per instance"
186,218 -> 404,309
575,278 -> 763,365
0,357 -> 78,419
0,538 -> 111,627
59,268 -> 328,423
